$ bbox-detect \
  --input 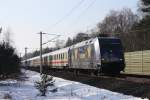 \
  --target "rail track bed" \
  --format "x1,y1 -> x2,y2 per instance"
28,68 -> 150,99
